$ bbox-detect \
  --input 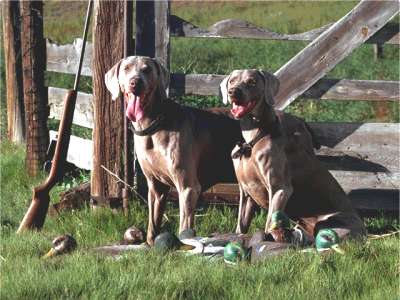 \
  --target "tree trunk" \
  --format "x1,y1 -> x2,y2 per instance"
2,1 -> 25,143
91,0 -> 125,206
20,1 -> 48,176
